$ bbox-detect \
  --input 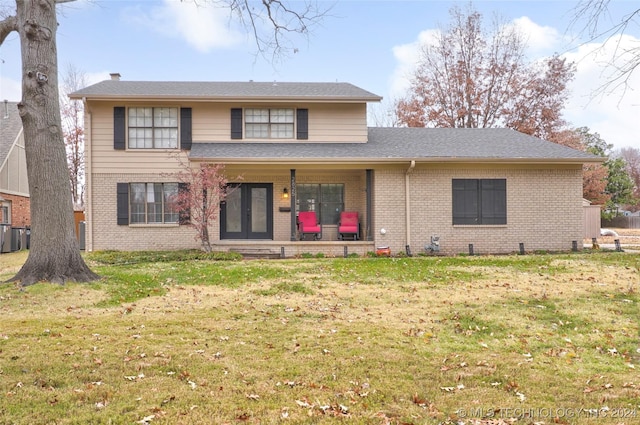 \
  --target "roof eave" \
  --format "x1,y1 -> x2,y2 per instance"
69,94 -> 382,103
188,156 -> 602,165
